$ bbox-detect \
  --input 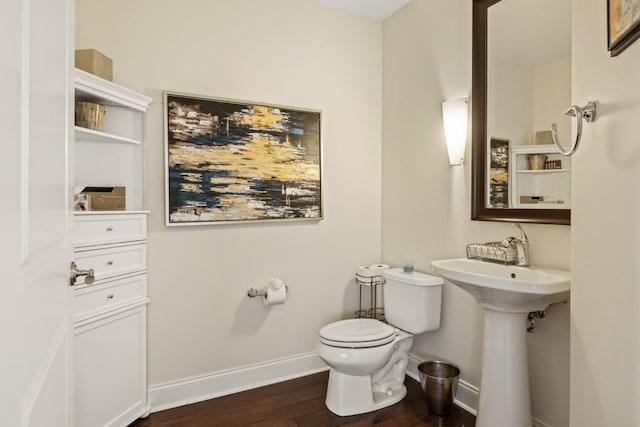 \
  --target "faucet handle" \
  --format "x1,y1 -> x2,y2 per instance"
501,236 -> 516,248
513,223 -> 528,241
